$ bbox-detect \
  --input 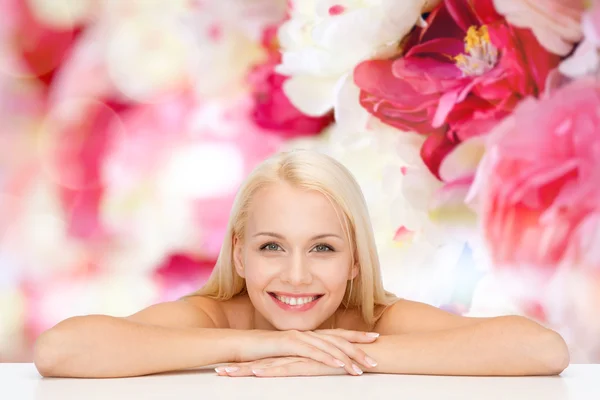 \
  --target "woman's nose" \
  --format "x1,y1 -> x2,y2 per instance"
280,253 -> 312,285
